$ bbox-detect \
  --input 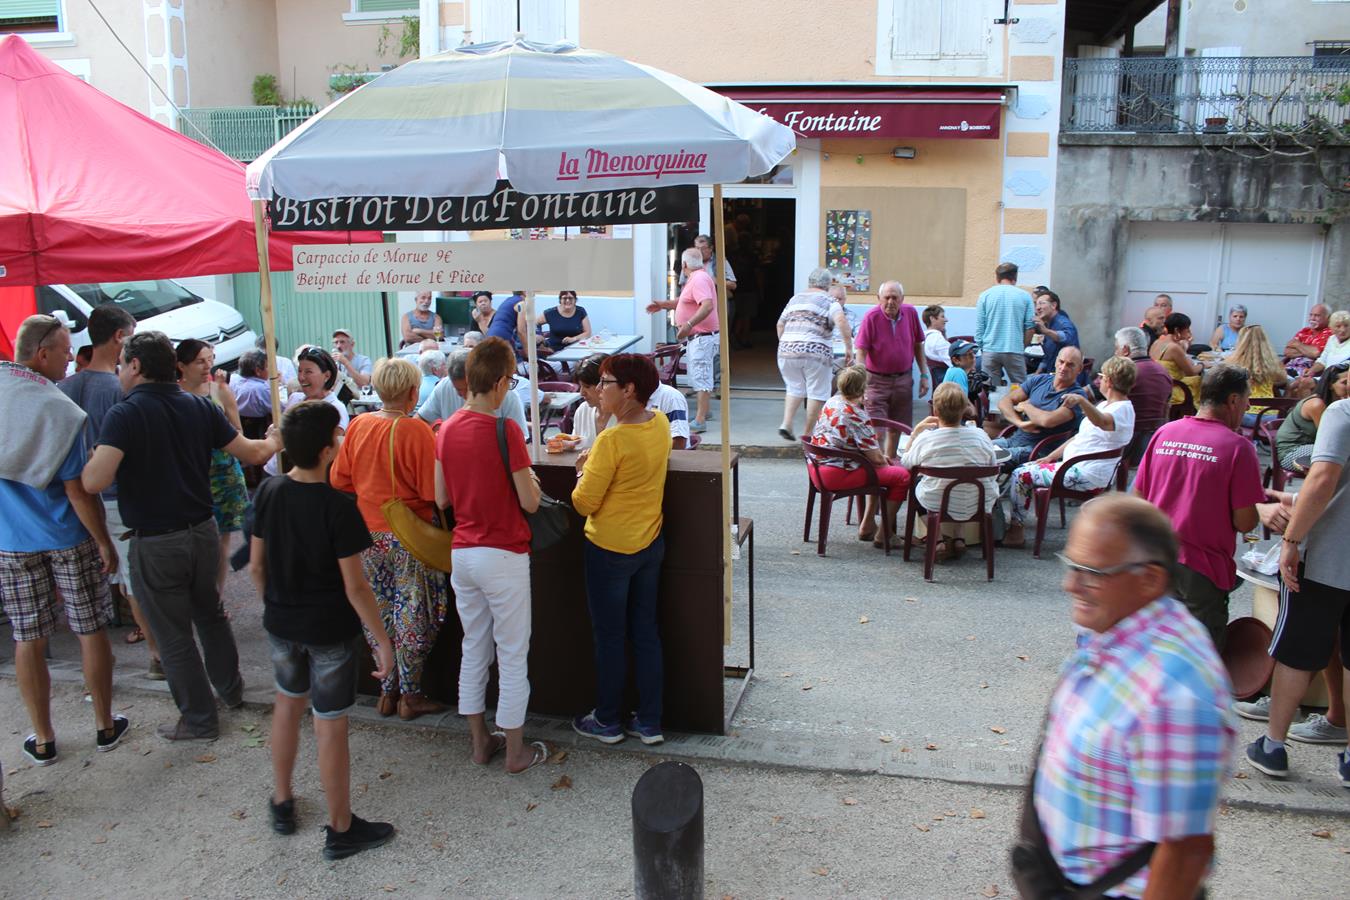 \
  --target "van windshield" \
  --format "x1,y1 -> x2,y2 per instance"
67,281 -> 203,321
